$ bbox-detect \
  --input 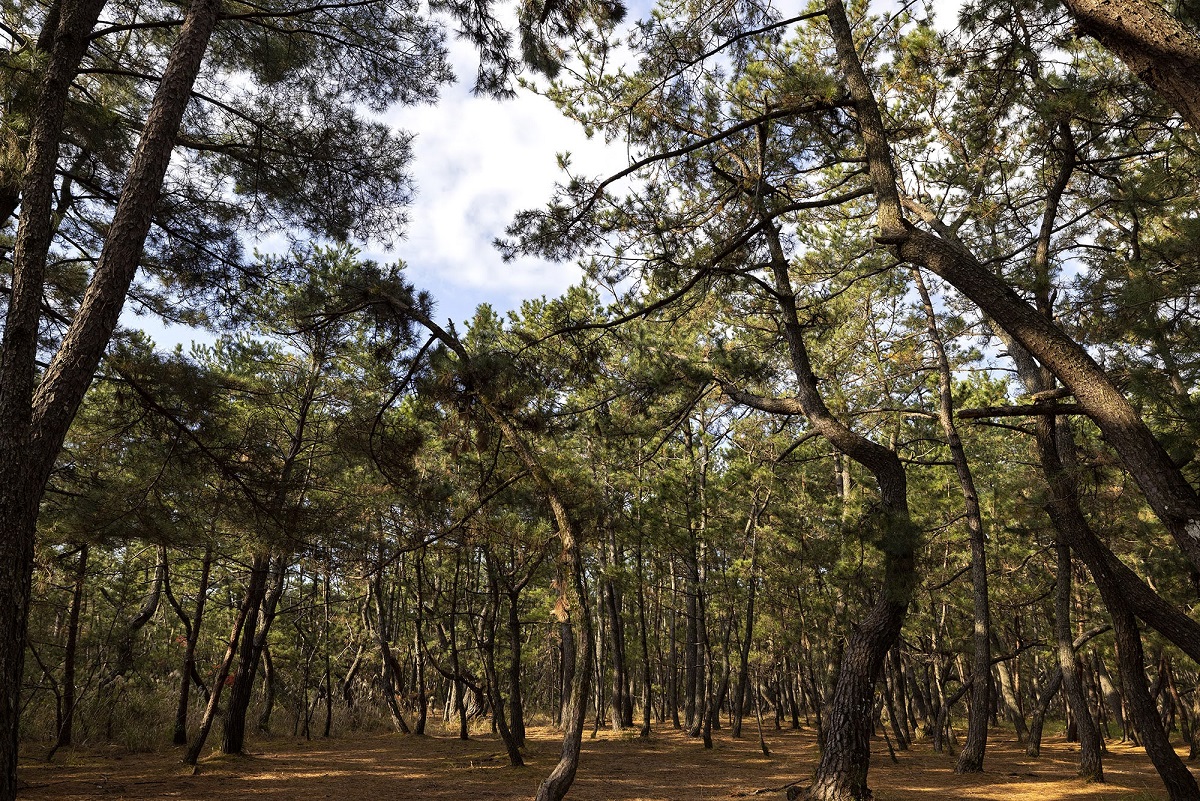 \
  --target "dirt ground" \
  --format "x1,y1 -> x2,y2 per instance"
17,722 -> 1176,801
